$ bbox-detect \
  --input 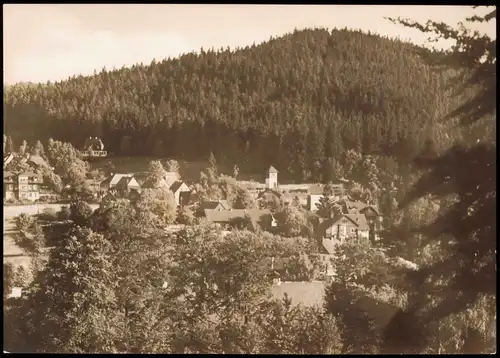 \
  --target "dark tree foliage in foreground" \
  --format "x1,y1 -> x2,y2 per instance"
384,6 -> 496,353
3,28 -> 472,181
